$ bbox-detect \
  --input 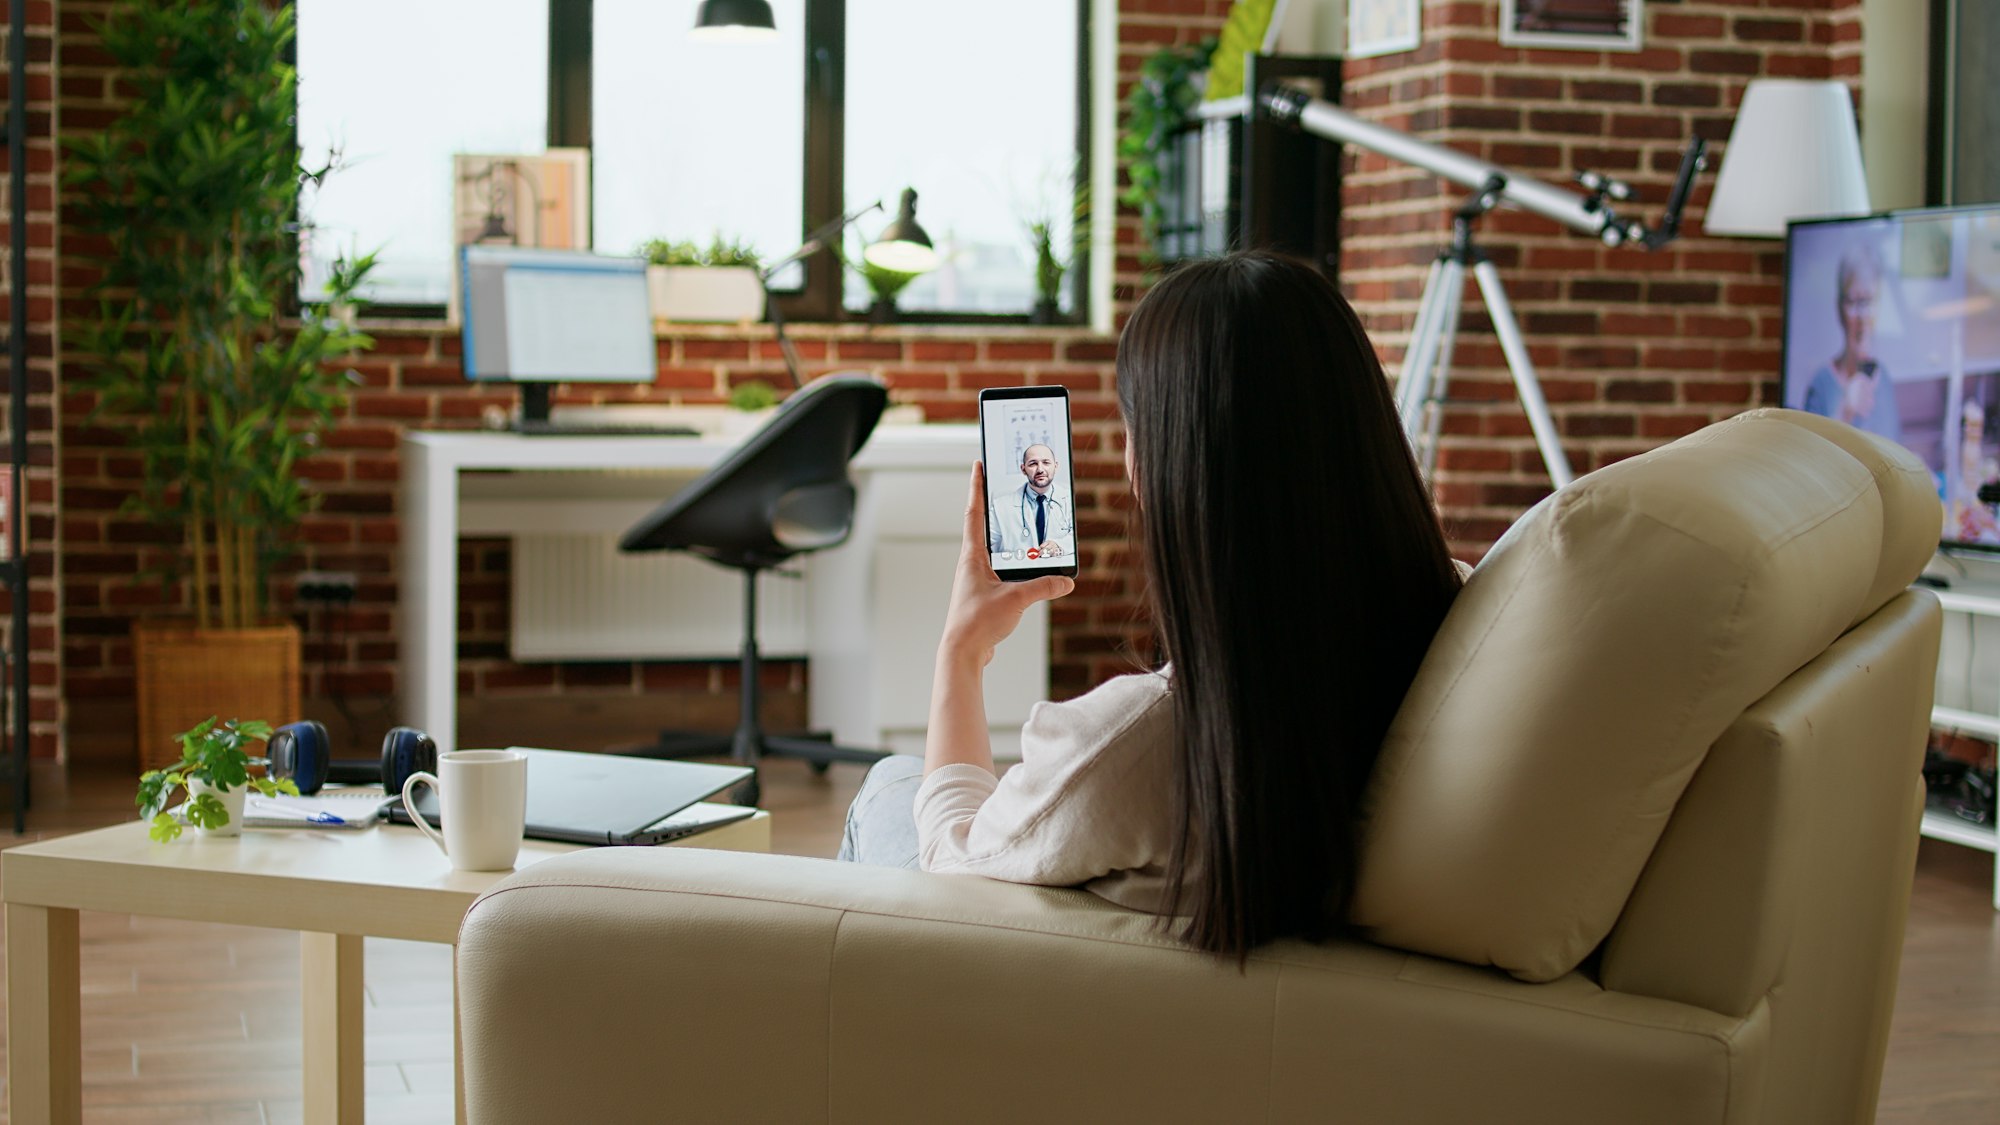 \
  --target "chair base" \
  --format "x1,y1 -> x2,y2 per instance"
631,728 -> 887,806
